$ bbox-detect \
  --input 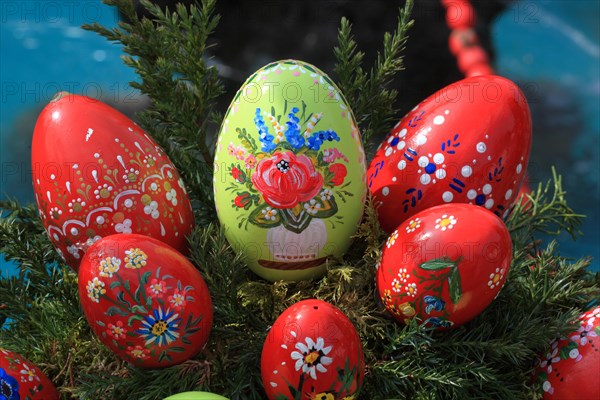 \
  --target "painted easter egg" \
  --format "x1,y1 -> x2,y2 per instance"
0,348 -> 60,400
261,299 -> 364,399
213,60 -> 367,282
376,203 -> 512,328
534,306 -> 600,399
78,234 -> 212,368
367,75 -> 531,233
164,392 -> 228,400
31,92 -> 195,272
